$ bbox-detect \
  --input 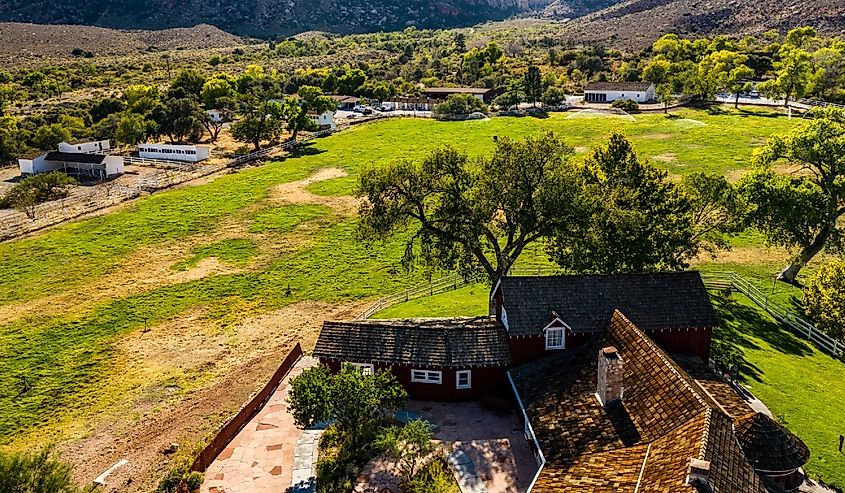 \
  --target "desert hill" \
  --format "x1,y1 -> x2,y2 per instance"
550,0 -> 845,49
